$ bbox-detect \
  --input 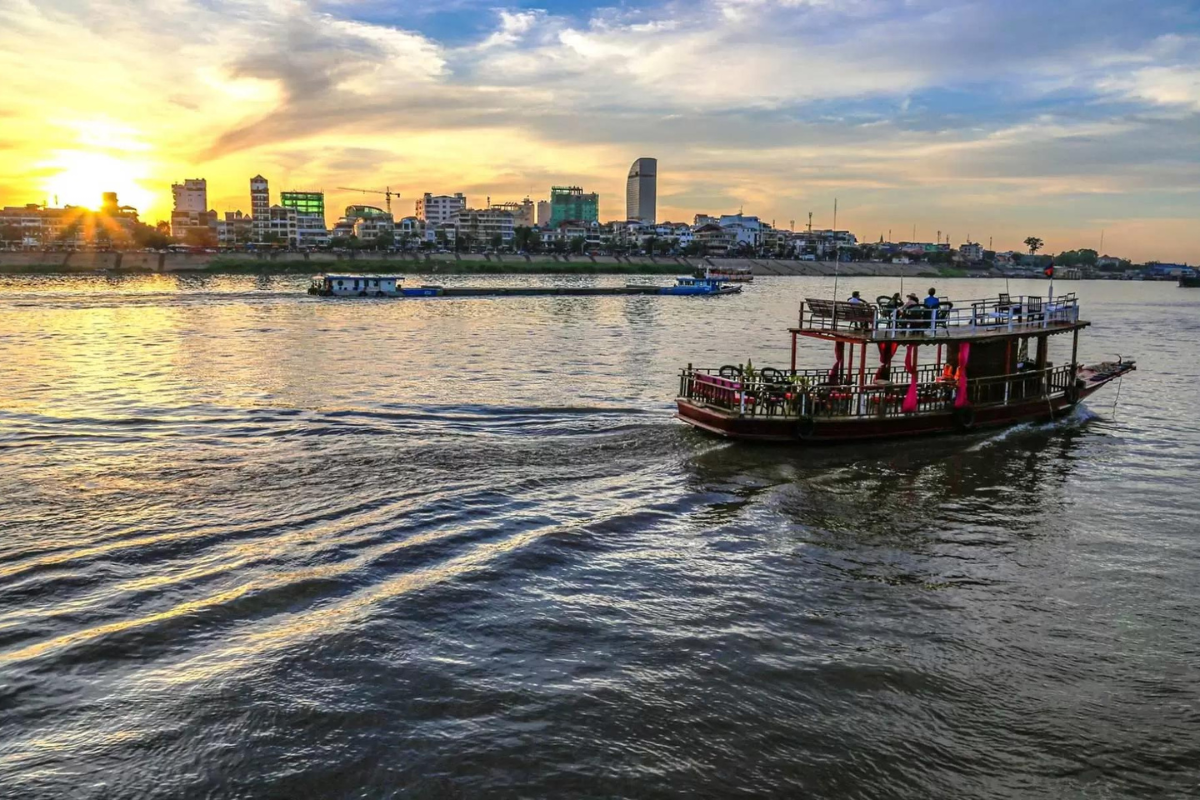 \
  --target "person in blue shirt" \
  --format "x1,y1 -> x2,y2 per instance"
924,287 -> 941,309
